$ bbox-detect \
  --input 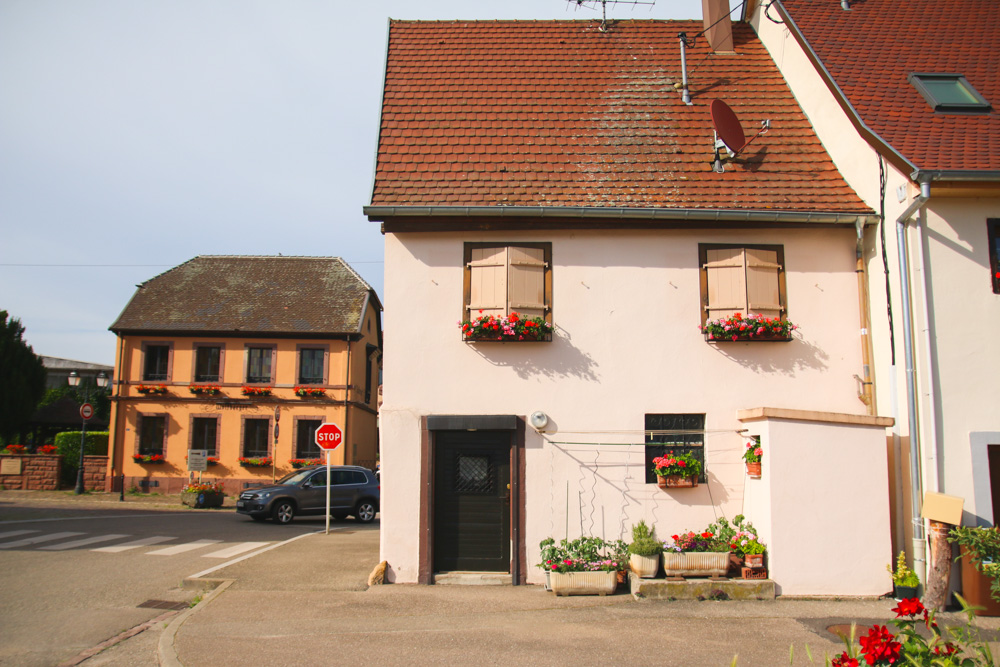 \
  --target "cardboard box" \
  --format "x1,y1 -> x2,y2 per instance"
921,491 -> 964,526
